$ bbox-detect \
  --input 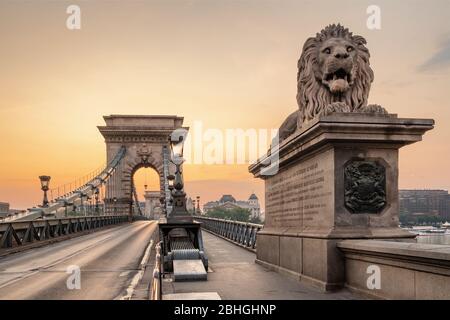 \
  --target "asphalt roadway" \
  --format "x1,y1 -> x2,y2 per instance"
0,221 -> 156,300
